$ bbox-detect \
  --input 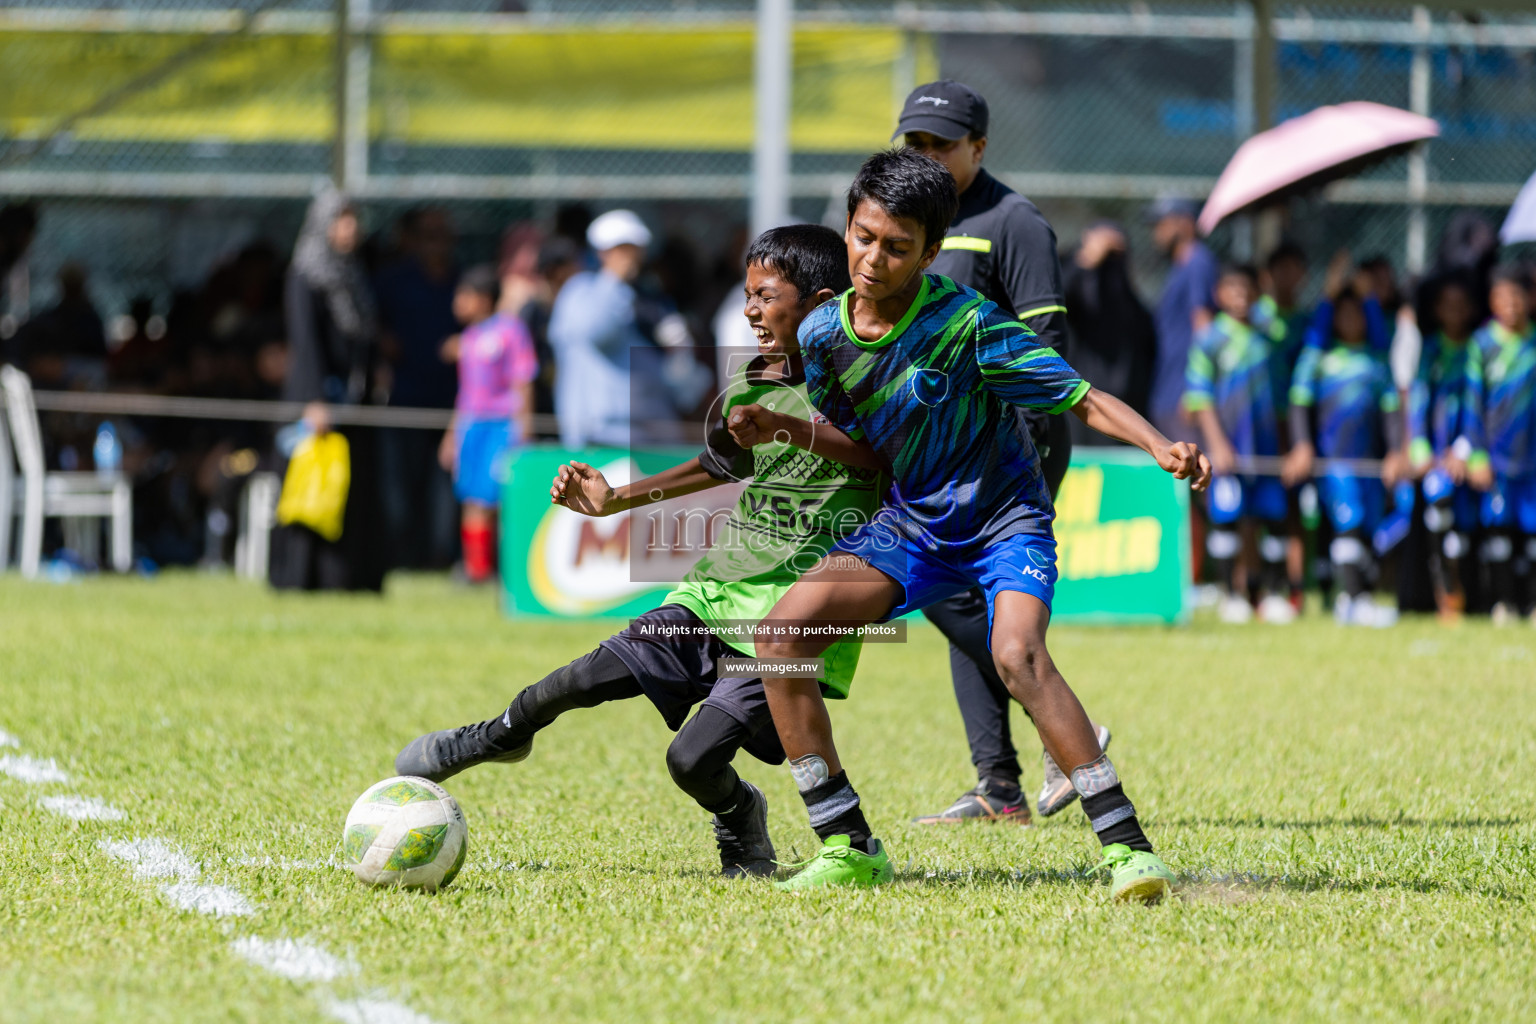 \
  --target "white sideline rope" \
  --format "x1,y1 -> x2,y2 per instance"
30,391 -> 1396,475
30,389 -> 549,433
1231,454 -> 1389,477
